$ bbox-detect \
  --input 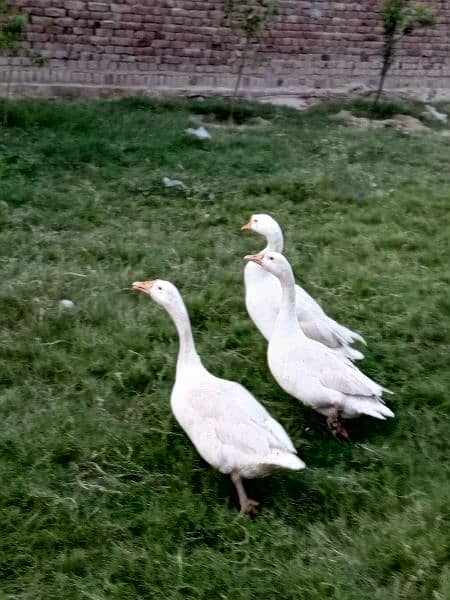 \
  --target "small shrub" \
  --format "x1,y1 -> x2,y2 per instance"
350,98 -> 423,120
190,98 -> 276,124
0,0 -> 48,125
